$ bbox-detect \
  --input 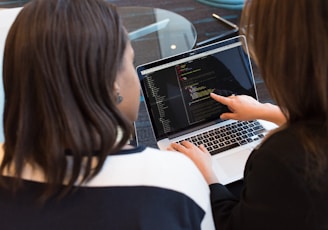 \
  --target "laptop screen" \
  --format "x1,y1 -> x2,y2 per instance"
137,36 -> 257,140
